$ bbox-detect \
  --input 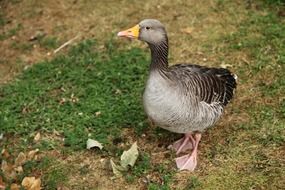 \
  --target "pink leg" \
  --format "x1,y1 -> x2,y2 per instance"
175,133 -> 202,171
168,133 -> 194,154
